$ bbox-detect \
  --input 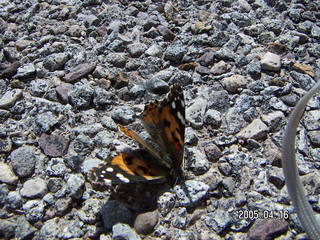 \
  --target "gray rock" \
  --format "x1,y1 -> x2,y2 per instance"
246,58 -> 261,77
269,97 -> 288,112
308,130 -> 320,147
208,90 -> 230,112
112,223 -> 141,240
221,74 -> 249,93
0,109 -> 11,123
101,200 -> 133,231
172,207 -> 187,229
78,199 -> 102,224
290,71 -> 315,90
185,147 -> 210,175
204,109 -> 222,129
0,184 -> 9,205
145,44 -> 162,57
22,200 -> 45,222
0,218 -> 16,239
111,106 -> 135,125
73,134 -> 94,155
185,127 -> 198,146
106,52 -> 128,68
28,79 -> 50,97
157,192 -> 176,217
73,123 -> 104,136
0,89 -> 22,109
82,14 -> 100,27
303,110 -> 320,131
174,180 -> 210,207
6,191 -> 24,209
9,145 -> 36,178
58,219 -> 84,239
237,119 -> 268,140
15,216 -> 37,239
35,111 -> 59,134
311,24 -> 320,39
164,44 -> 186,63
186,97 -> 207,128
20,178 -> 47,198
225,107 -> 246,134
205,210 -> 232,234
133,210 -> 159,235
14,63 -> 36,79
218,162 -> 232,176
46,158 -> 68,177
54,197 -> 72,216
36,218 -> 61,239
43,53 -> 69,71
64,154 -> 84,172
127,43 -> 147,58
69,83 -> 94,109
93,87 -> 115,108
47,178 -> 64,193
261,52 -> 281,71
261,111 -> 285,132
0,162 -> 18,184
66,174 -> 85,199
